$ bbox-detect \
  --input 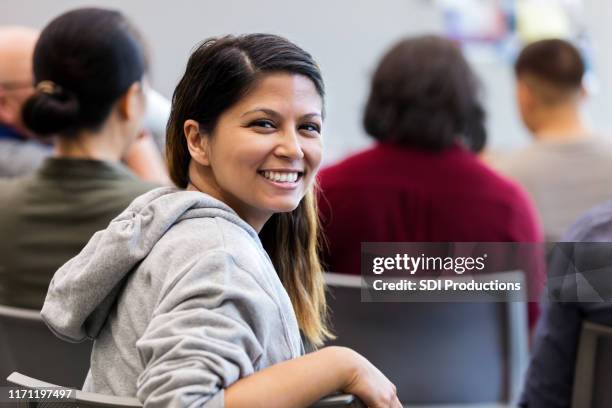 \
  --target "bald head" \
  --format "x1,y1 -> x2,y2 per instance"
0,26 -> 39,133
0,26 -> 38,84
